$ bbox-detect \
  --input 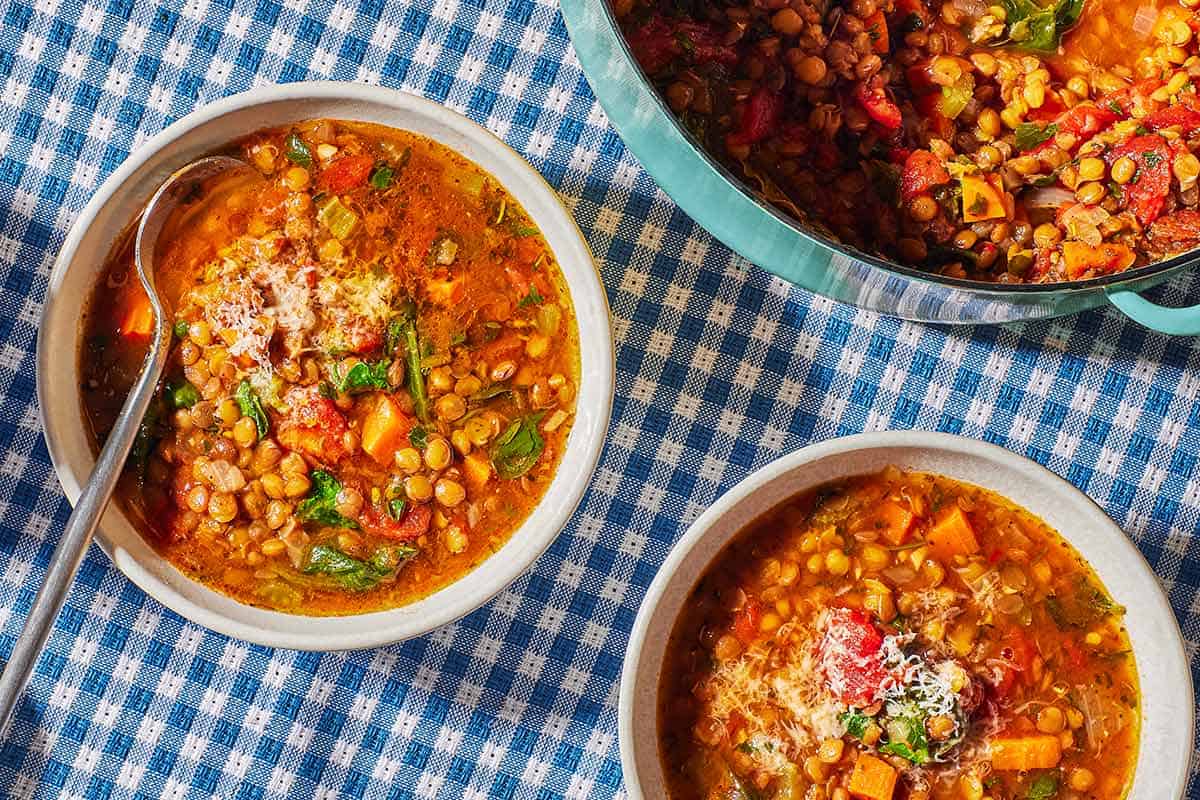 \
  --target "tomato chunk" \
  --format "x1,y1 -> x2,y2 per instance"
1105,134 -> 1172,224
855,82 -> 903,131
278,386 -> 347,463
624,15 -> 738,75
901,149 -> 950,203
728,87 -> 781,147
360,502 -> 431,542
819,608 -> 888,707
1149,208 -> 1200,251
320,154 -> 373,194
